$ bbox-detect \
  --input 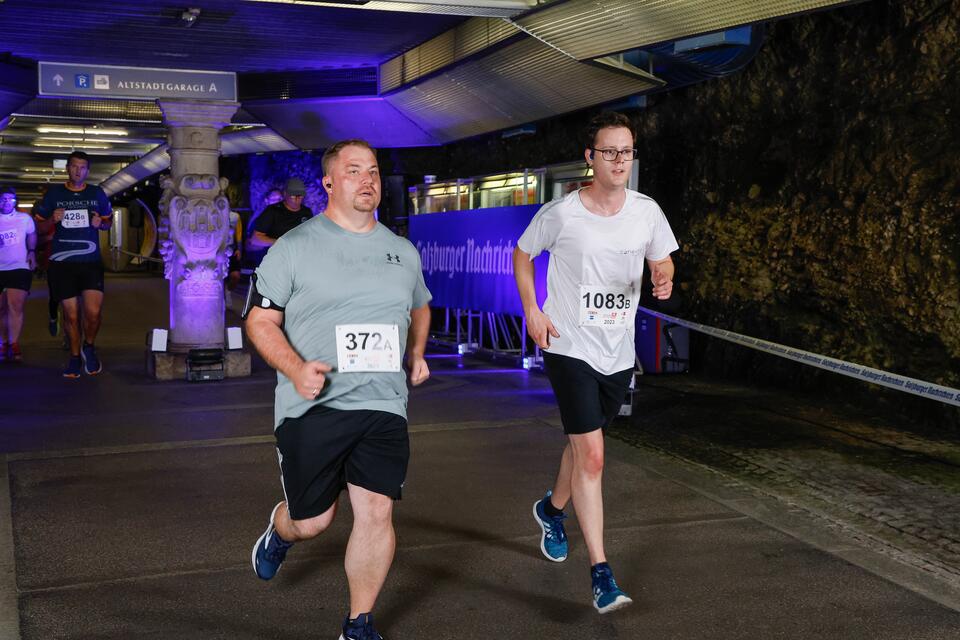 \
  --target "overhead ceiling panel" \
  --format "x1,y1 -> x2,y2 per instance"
512,0 -> 865,60
14,98 -> 163,123
243,97 -> 438,147
99,127 -> 299,196
0,0 -> 467,72
385,36 -> 659,141
379,17 -> 522,92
